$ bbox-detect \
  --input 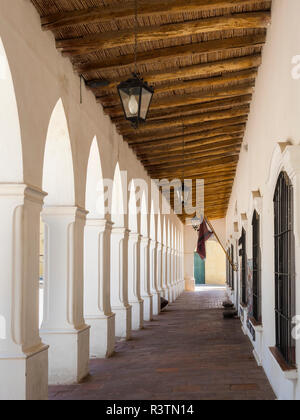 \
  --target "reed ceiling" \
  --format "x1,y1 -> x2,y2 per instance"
31,0 -> 272,222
